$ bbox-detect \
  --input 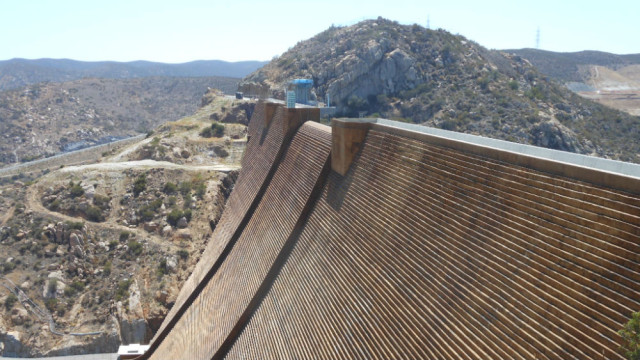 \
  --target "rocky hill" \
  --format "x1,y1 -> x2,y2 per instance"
0,92 -> 250,356
240,18 -> 640,163
0,59 -> 268,91
0,76 -> 239,167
